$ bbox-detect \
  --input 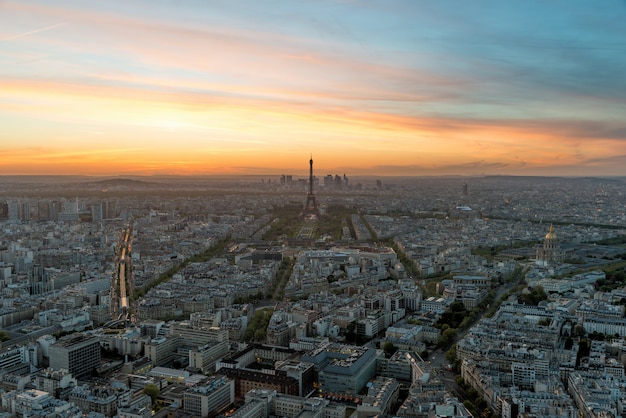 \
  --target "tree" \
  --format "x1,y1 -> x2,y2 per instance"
450,301 -> 465,312
589,331 -> 605,341
534,285 -> 548,304
244,308 -> 274,342
254,328 -> 266,342
445,344 -> 458,366
383,341 -> 397,358
573,324 -> 586,338
345,322 -> 357,344
518,286 -> 548,306
438,327 -> 457,348
0,331 -> 9,342
143,384 -> 160,405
